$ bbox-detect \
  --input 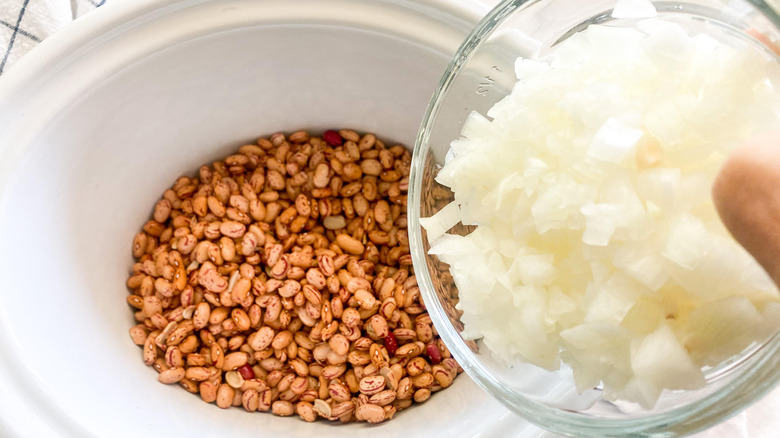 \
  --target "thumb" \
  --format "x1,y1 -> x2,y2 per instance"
713,132 -> 780,287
